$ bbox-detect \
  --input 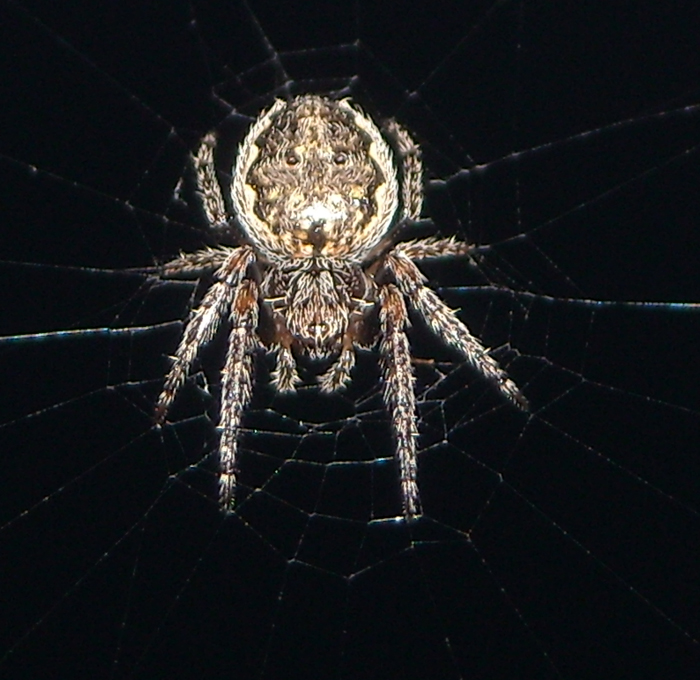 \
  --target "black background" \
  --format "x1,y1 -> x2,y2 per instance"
1,1 -> 699,679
